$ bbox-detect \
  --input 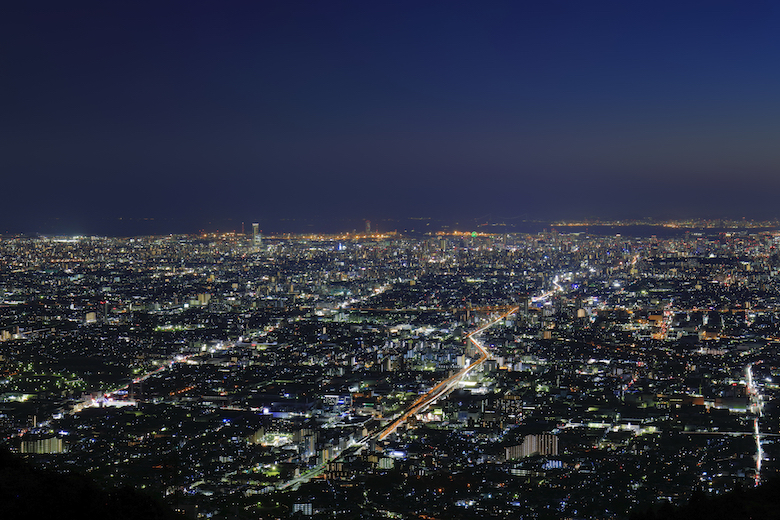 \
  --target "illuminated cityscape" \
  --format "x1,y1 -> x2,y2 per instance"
5,1 -> 780,518
0,223 -> 779,518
